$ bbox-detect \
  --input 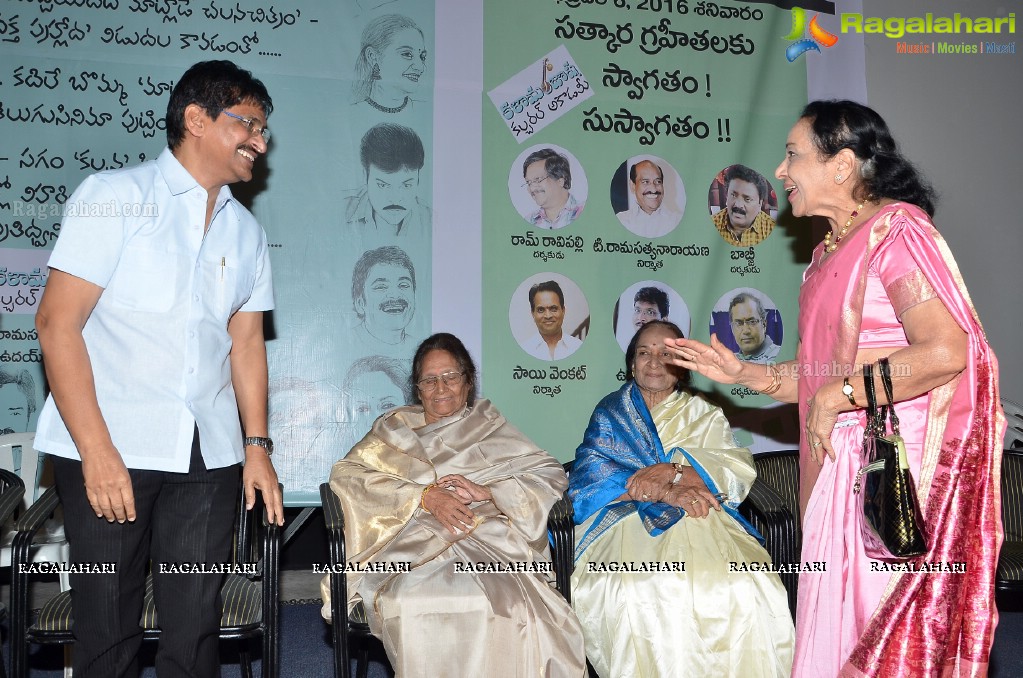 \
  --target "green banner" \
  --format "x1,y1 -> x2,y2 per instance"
482,0 -> 809,459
